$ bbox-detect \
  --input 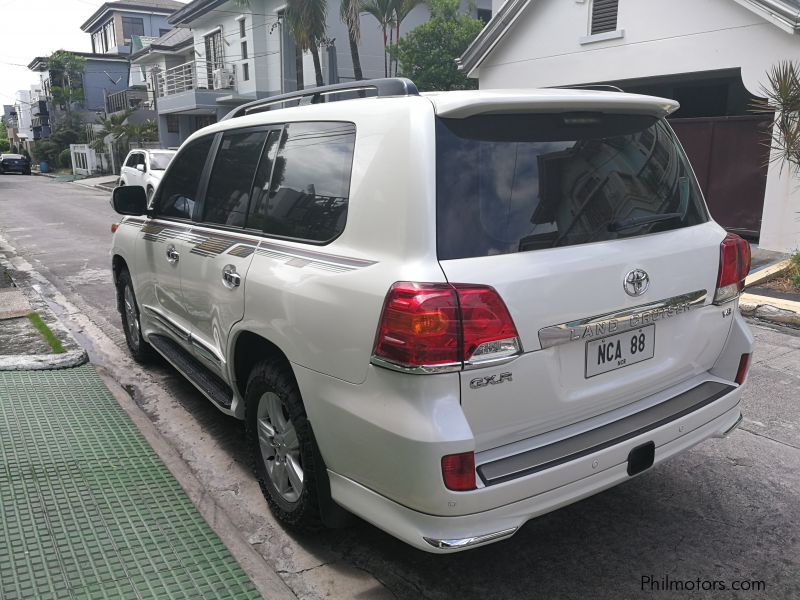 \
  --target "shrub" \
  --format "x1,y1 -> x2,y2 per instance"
59,148 -> 72,169
791,251 -> 800,290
